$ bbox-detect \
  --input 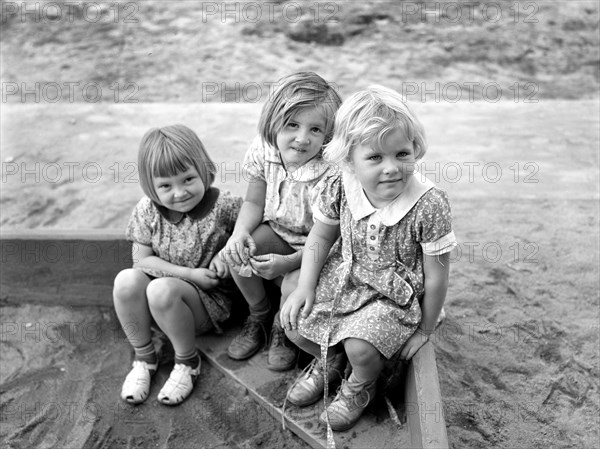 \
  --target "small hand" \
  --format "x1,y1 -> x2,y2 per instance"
248,254 -> 285,280
209,256 -> 230,279
221,233 -> 257,267
280,287 -> 315,331
399,329 -> 431,361
189,267 -> 220,290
